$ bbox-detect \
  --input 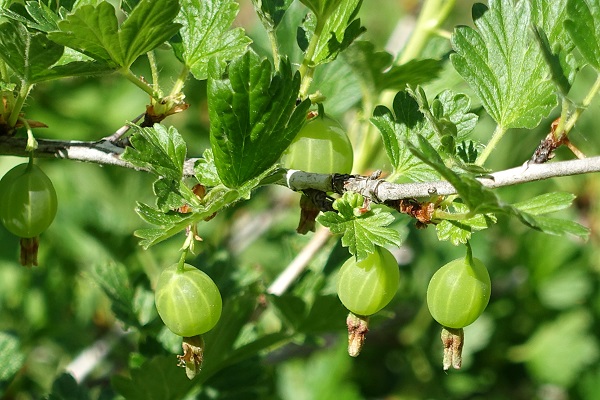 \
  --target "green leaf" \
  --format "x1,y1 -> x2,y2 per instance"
251,0 -> 294,30
343,41 -> 444,93
300,0 -> 365,66
89,262 -> 136,326
0,20 -> 64,83
135,171 -> 269,248
451,0 -> 557,129
194,149 -> 222,187
371,89 -> 478,182
112,356 -> 193,400
517,213 -> 590,239
371,91 -> 434,182
0,332 -> 25,382
48,0 -> 180,68
47,374 -> 91,400
0,1 -> 60,31
122,124 -> 187,182
512,192 -> 576,215
436,202 -> 497,245
531,0 -> 579,93
173,0 -> 252,81
208,49 -> 310,188
317,192 -> 403,261
565,0 -> 600,70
